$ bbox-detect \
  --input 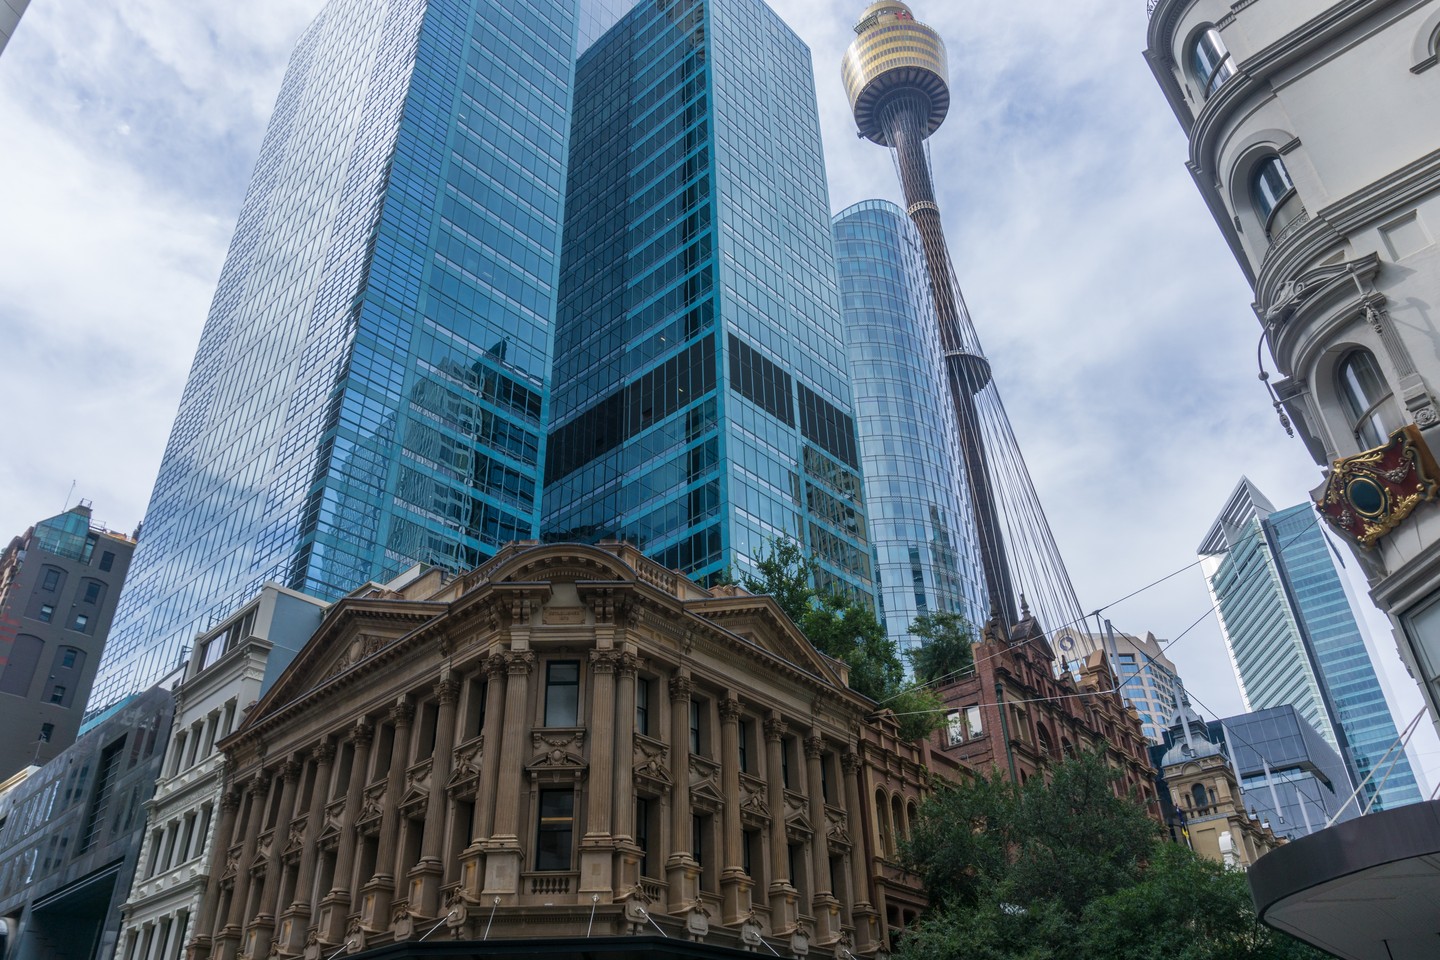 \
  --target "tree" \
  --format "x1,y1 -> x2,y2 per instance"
897,752 -> 1330,960
739,537 -> 816,625
906,612 -> 975,684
